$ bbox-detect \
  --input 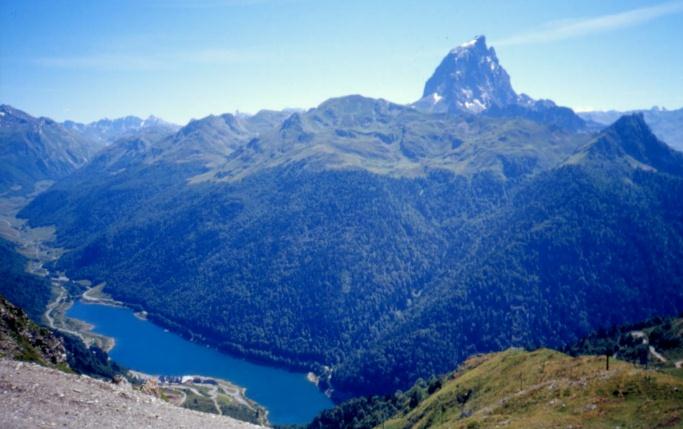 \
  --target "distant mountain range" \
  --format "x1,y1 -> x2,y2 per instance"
62,115 -> 180,147
3,35 -> 683,402
0,106 -> 180,196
